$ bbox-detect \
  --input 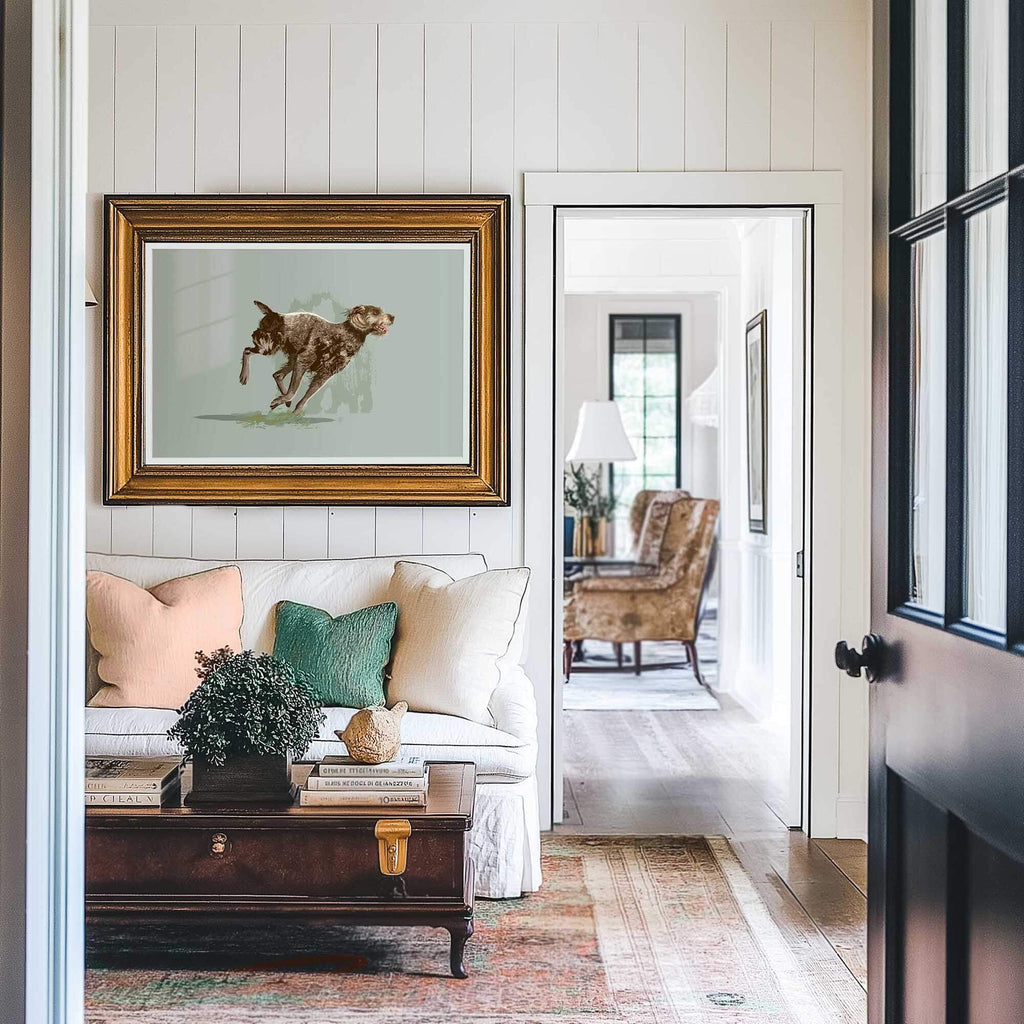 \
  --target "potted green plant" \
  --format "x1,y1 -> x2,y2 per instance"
564,464 -> 618,557
168,647 -> 325,805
